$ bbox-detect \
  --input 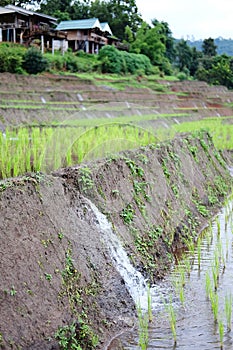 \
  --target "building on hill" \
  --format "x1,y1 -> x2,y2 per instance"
56,18 -> 115,53
0,5 -> 66,51
0,5 -> 126,54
